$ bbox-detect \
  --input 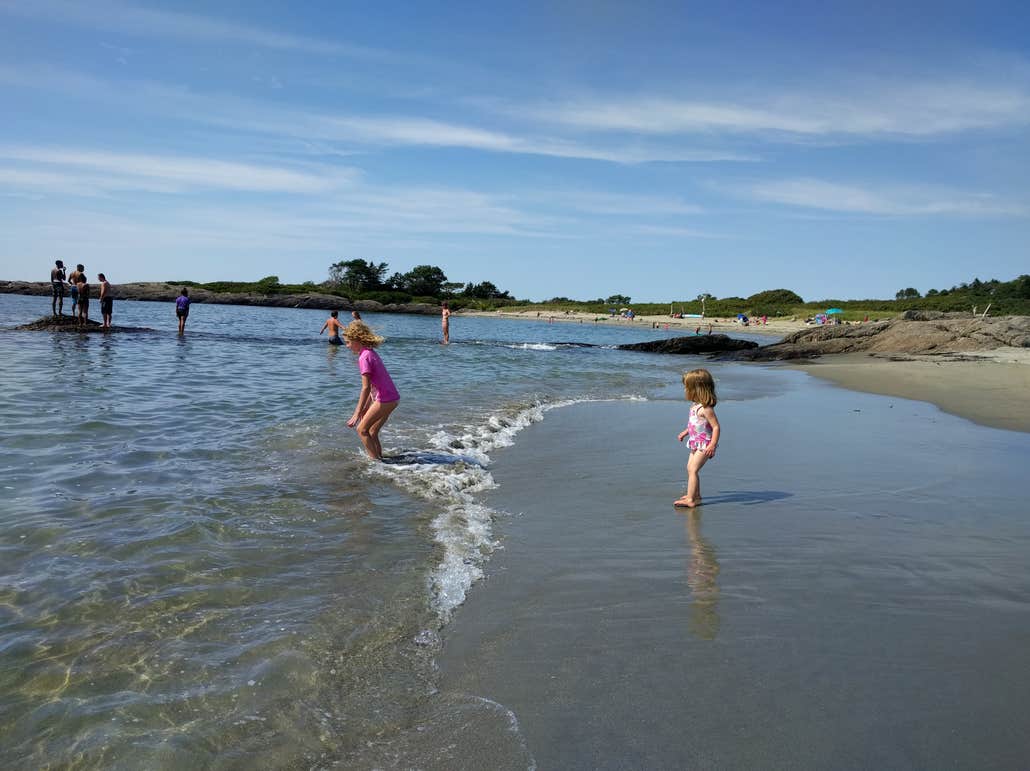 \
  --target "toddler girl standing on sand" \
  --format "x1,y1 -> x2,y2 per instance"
675,368 -> 721,508
343,320 -> 400,461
